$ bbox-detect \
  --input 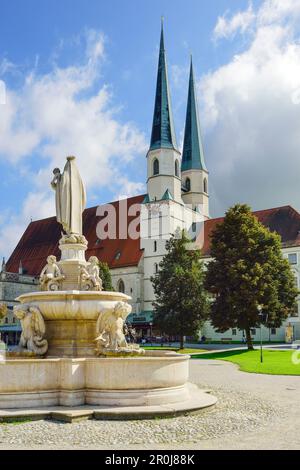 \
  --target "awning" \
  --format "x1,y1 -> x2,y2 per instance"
0,325 -> 21,332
